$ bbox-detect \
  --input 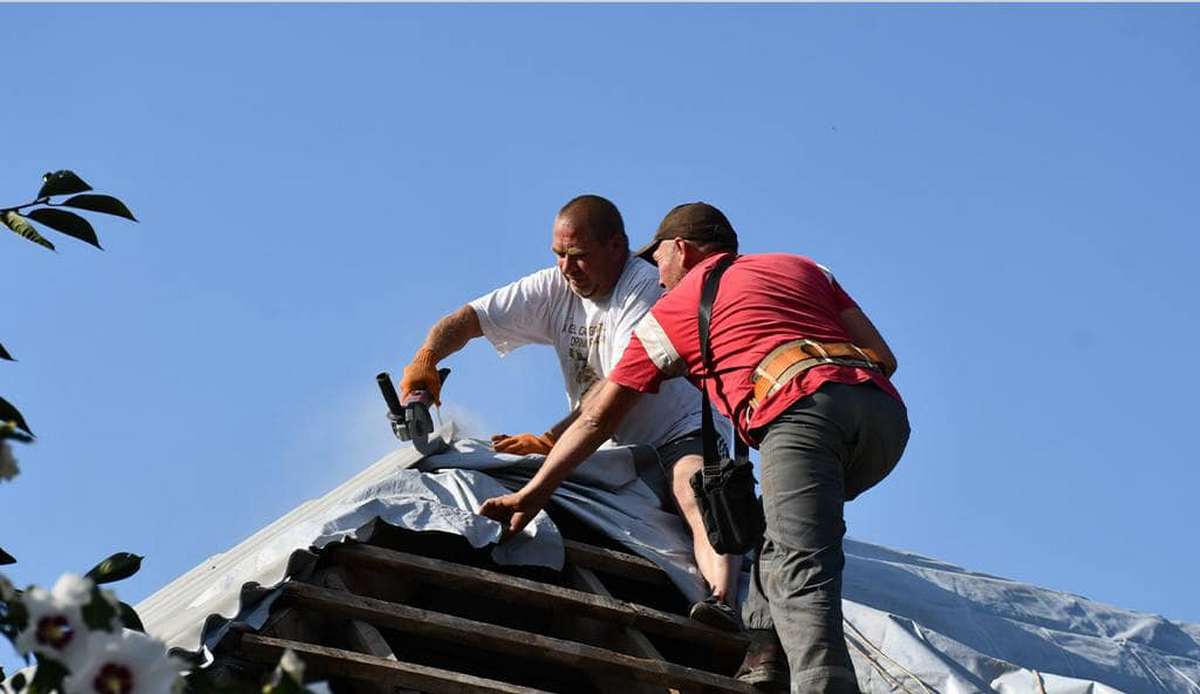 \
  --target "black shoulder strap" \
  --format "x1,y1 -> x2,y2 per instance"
698,255 -> 749,485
